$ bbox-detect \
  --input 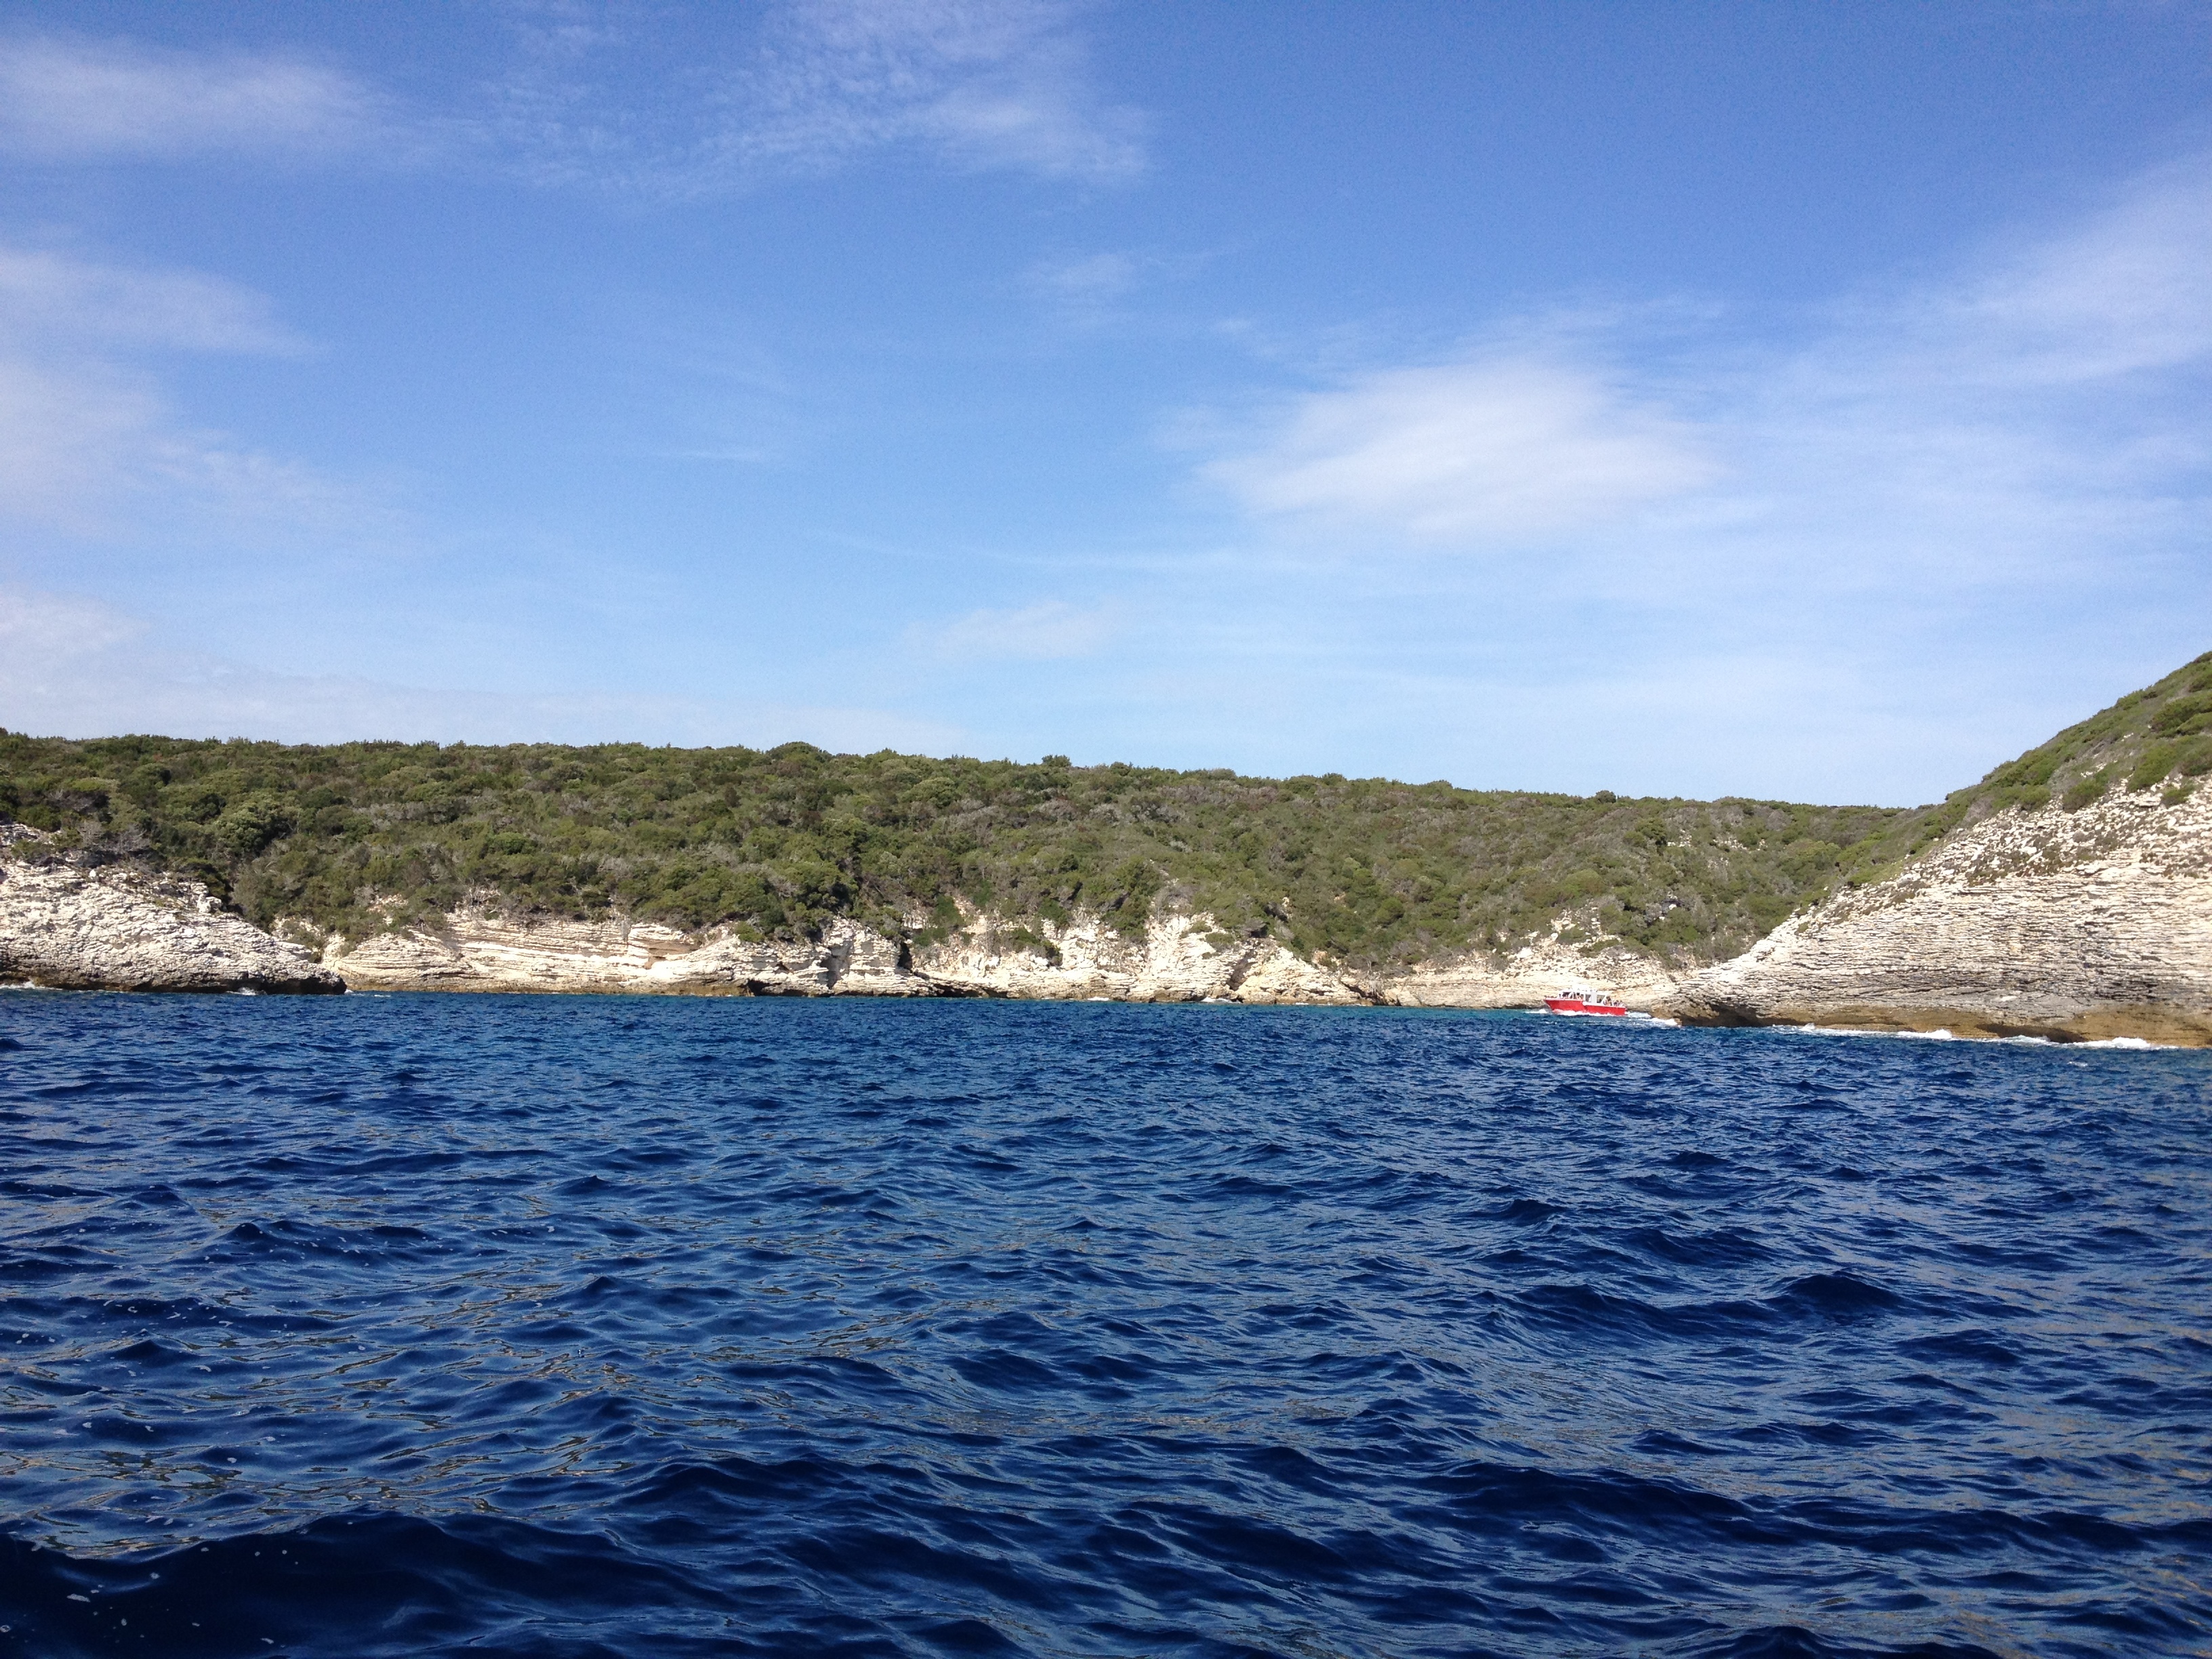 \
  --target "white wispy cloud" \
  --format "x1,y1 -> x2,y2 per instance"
491,0 -> 1143,193
0,586 -> 144,659
0,8 -> 1140,194
1906,161 -> 2212,387
918,600 -> 1121,661
1198,163 -> 2212,581
1026,250 -> 1139,308
0,586 -> 966,752
0,246 -> 306,354
723,0 -> 1143,182
0,243 -> 388,544
0,34 -> 382,160
1022,247 -> 1208,327
1200,357 -> 1719,544
1690,165 -> 2212,604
